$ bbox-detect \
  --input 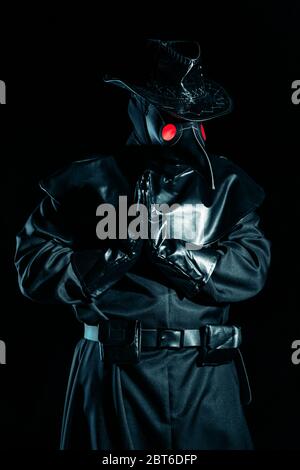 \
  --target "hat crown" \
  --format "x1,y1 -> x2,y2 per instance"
146,39 -> 203,88
149,40 -> 201,67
